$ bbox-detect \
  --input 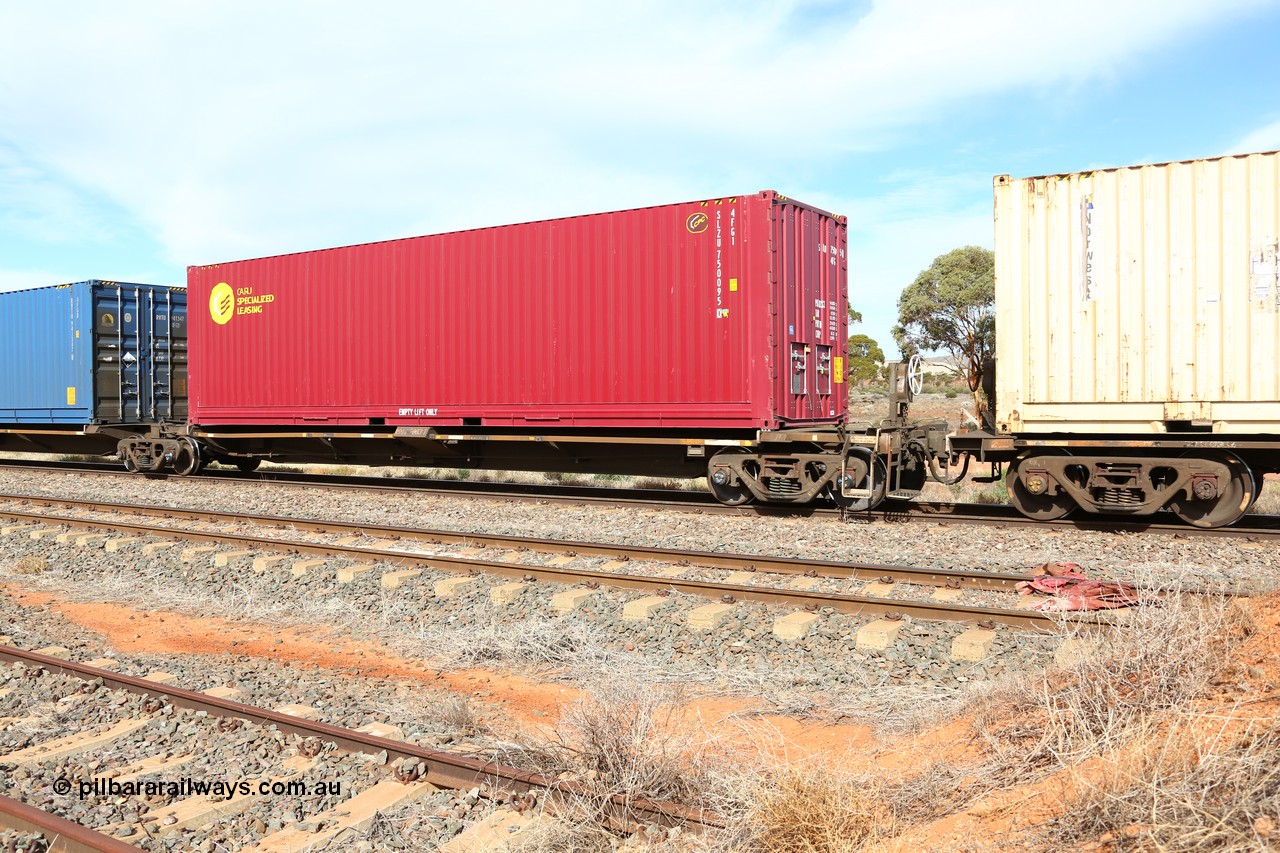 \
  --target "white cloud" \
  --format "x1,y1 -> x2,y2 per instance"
1227,119 -> 1280,155
0,0 -> 1265,266
0,0 -> 1266,360
0,146 -> 121,245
